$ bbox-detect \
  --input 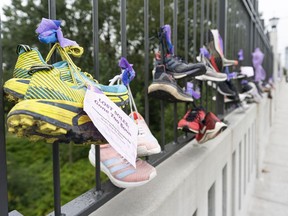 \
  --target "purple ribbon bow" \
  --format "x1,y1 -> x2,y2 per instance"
186,82 -> 201,99
200,47 -> 210,59
252,48 -> 266,82
119,57 -> 135,86
36,18 -> 78,48
162,25 -> 174,55
238,49 -> 244,61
